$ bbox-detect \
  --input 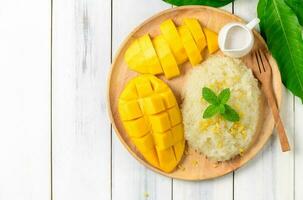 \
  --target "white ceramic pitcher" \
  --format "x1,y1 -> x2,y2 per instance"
218,18 -> 260,58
